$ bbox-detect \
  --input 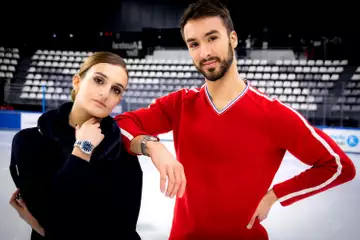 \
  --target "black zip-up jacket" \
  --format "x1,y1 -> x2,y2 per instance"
9,102 -> 143,240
